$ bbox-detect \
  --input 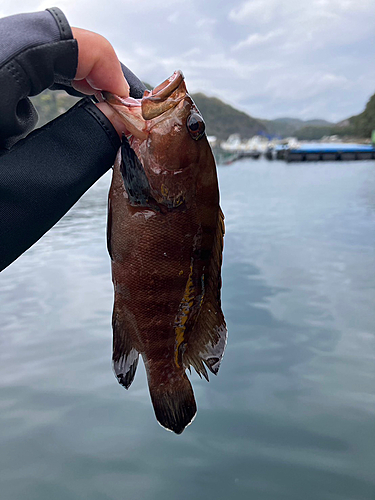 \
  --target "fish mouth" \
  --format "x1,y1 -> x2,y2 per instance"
102,70 -> 187,140
141,70 -> 186,120
149,70 -> 184,99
